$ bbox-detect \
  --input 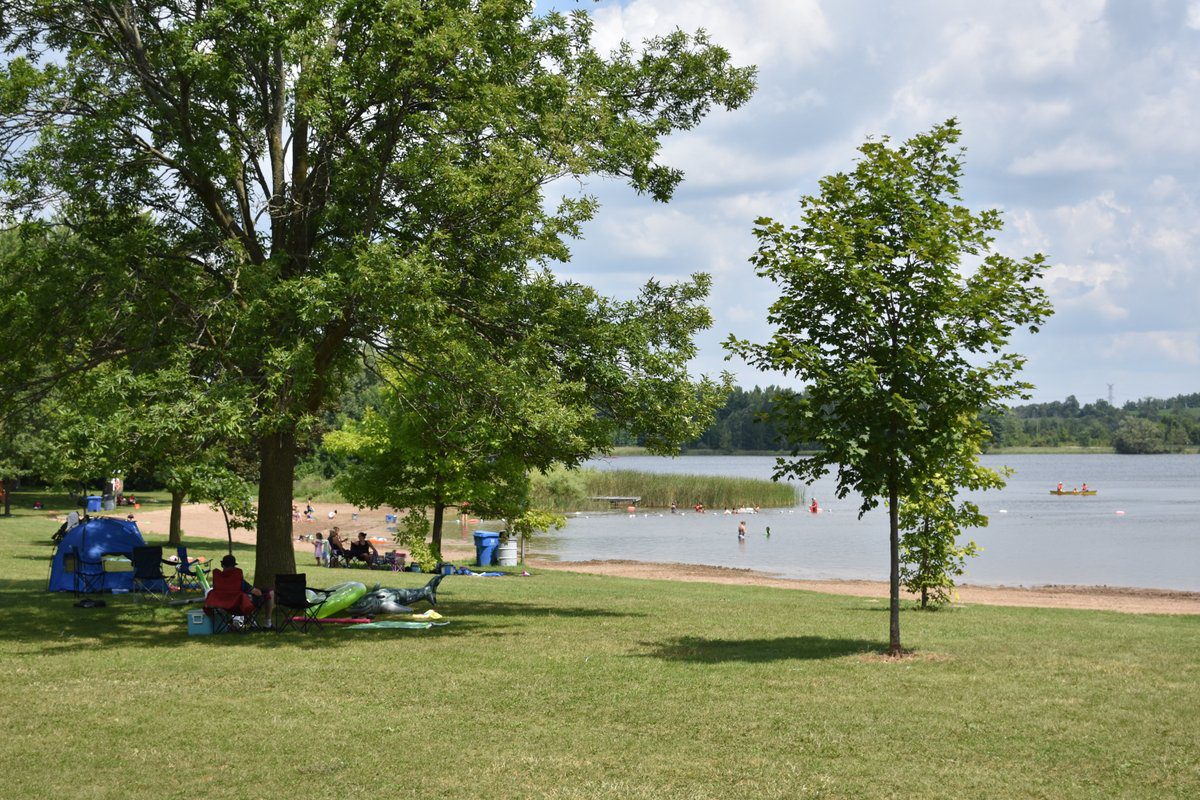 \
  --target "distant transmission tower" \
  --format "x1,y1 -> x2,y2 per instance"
1107,383 -> 1114,404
